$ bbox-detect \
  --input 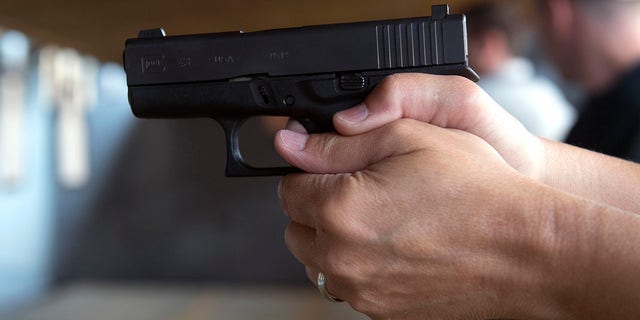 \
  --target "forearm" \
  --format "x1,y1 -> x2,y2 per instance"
540,139 -> 640,213
542,186 -> 640,318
